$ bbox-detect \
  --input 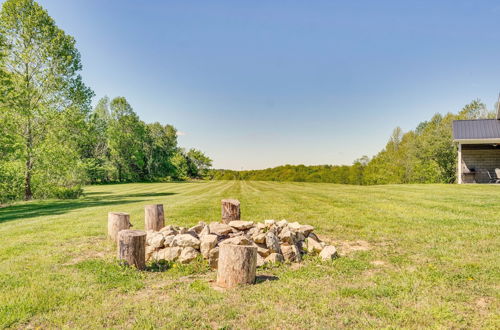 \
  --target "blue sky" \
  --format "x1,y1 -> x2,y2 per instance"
27,1 -> 500,169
